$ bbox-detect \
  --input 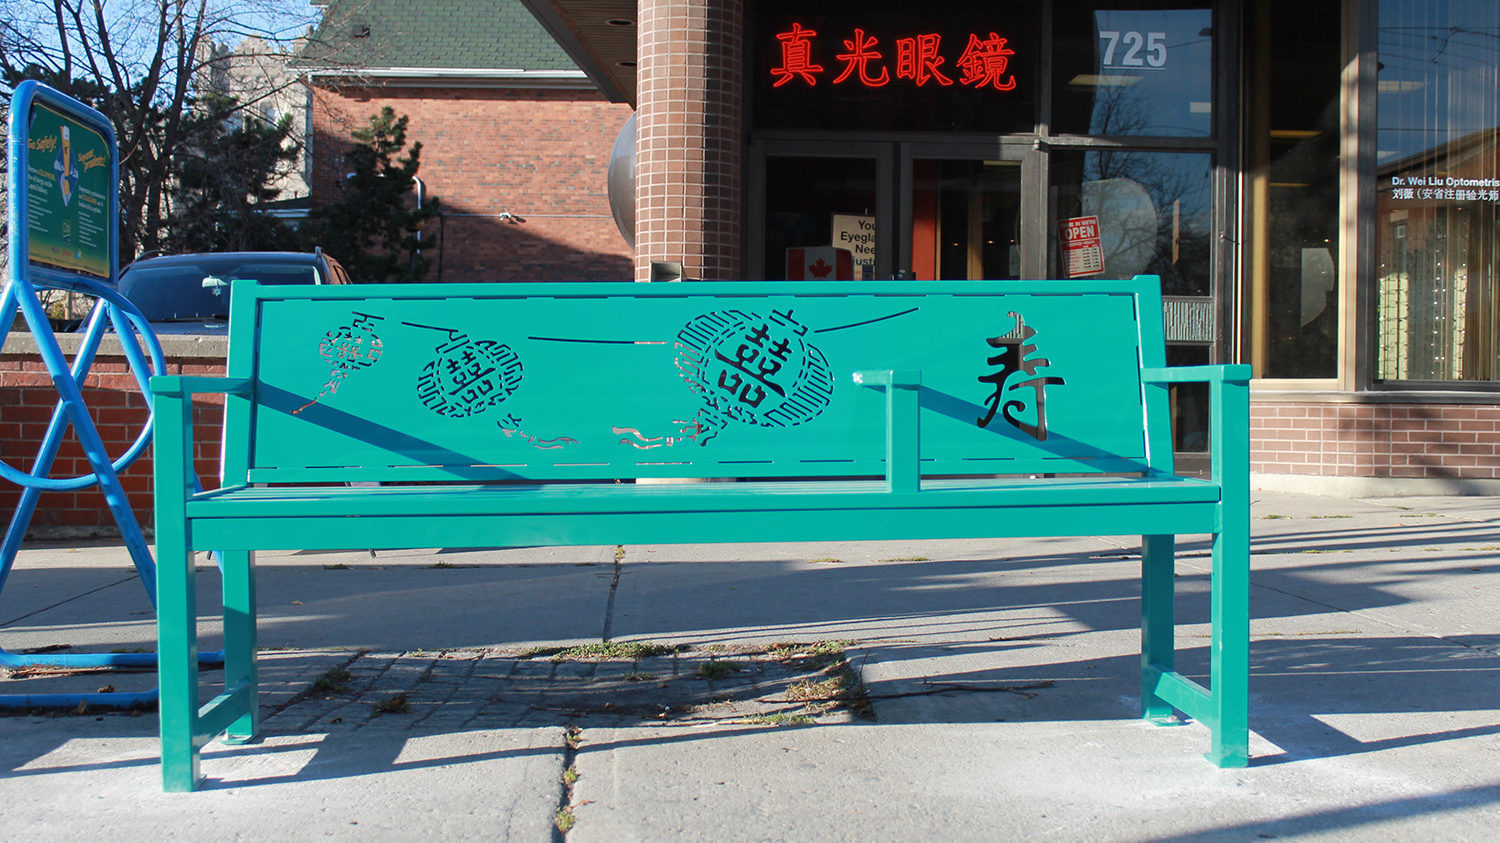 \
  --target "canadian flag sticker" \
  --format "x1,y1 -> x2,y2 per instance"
786,246 -> 854,281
